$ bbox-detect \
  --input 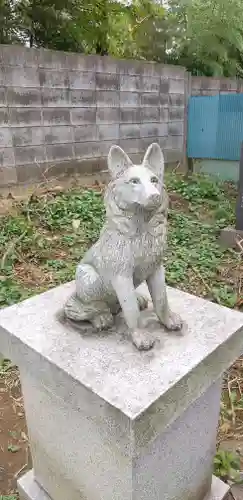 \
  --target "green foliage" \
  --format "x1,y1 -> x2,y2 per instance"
0,496 -> 18,500
214,449 -> 241,482
2,0 -> 243,76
